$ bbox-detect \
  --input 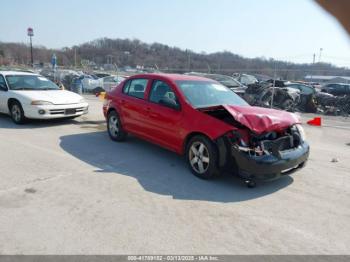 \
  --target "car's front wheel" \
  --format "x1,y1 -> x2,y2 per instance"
107,110 -> 127,141
186,135 -> 219,179
10,101 -> 26,124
